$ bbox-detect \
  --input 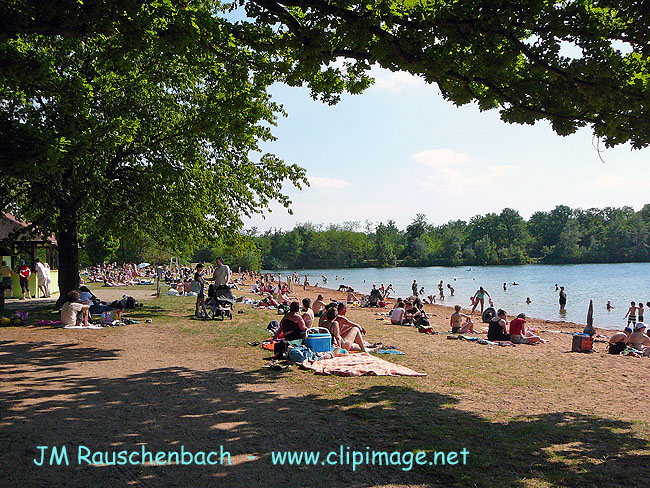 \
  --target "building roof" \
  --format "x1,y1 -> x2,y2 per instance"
0,213 -> 57,246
